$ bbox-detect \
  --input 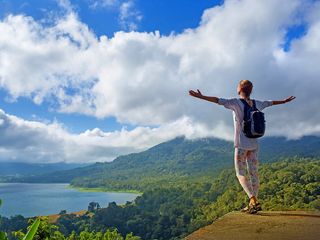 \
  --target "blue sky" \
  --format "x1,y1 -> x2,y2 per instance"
0,0 -> 318,163
0,0 -> 223,36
